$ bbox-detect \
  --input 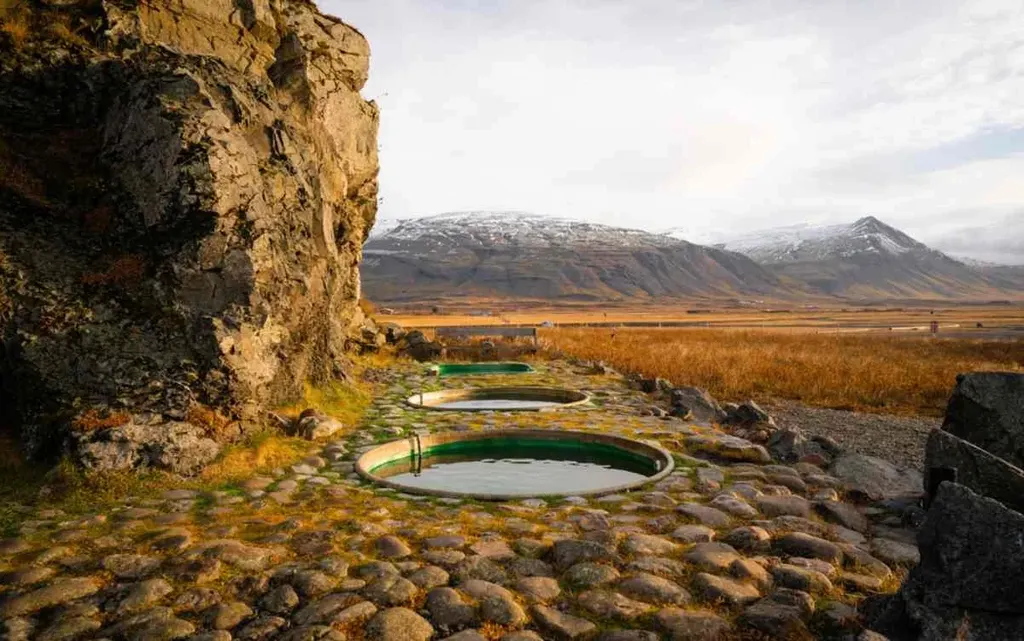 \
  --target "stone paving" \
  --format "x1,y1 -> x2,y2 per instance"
0,362 -> 920,640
